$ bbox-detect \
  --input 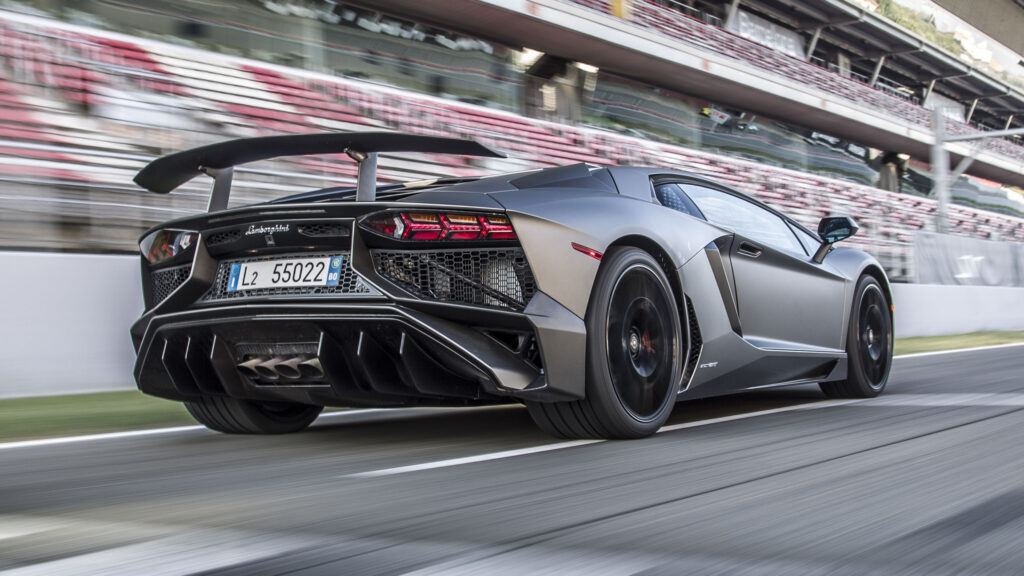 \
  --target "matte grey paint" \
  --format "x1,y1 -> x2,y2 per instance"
726,234 -> 847,350
704,241 -> 742,335
495,183 -> 723,318
133,161 -> 889,407
522,292 -> 588,401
